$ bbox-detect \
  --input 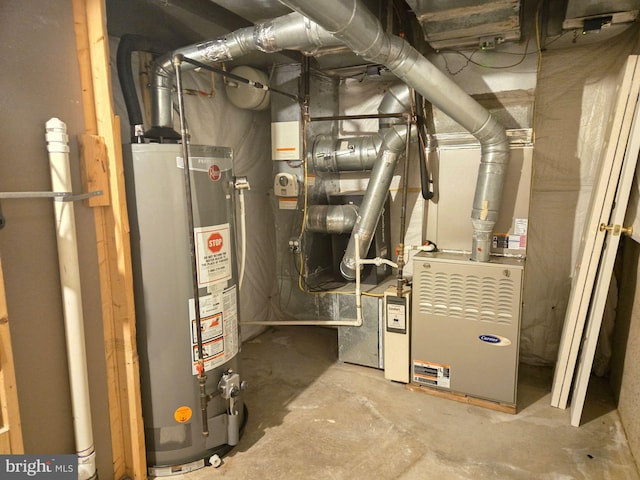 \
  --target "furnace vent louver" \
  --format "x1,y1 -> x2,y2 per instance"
417,267 -> 517,324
